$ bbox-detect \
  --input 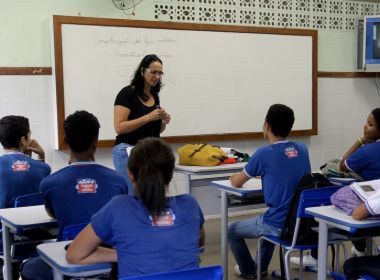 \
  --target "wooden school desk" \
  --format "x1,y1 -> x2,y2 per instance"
175,162 -> 246,194
212,179 -> 263,280
0,205 -> 57,280
306,205 -> 380,280
37,241 -> 112,280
